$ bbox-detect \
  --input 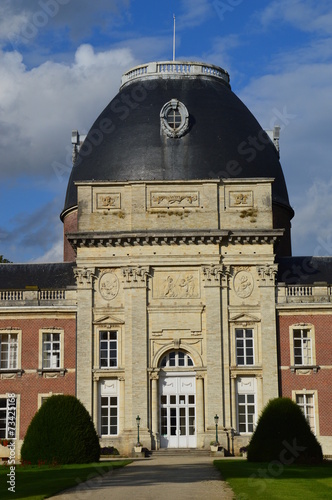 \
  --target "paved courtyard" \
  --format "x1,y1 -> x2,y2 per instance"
52,455 -> 235,500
